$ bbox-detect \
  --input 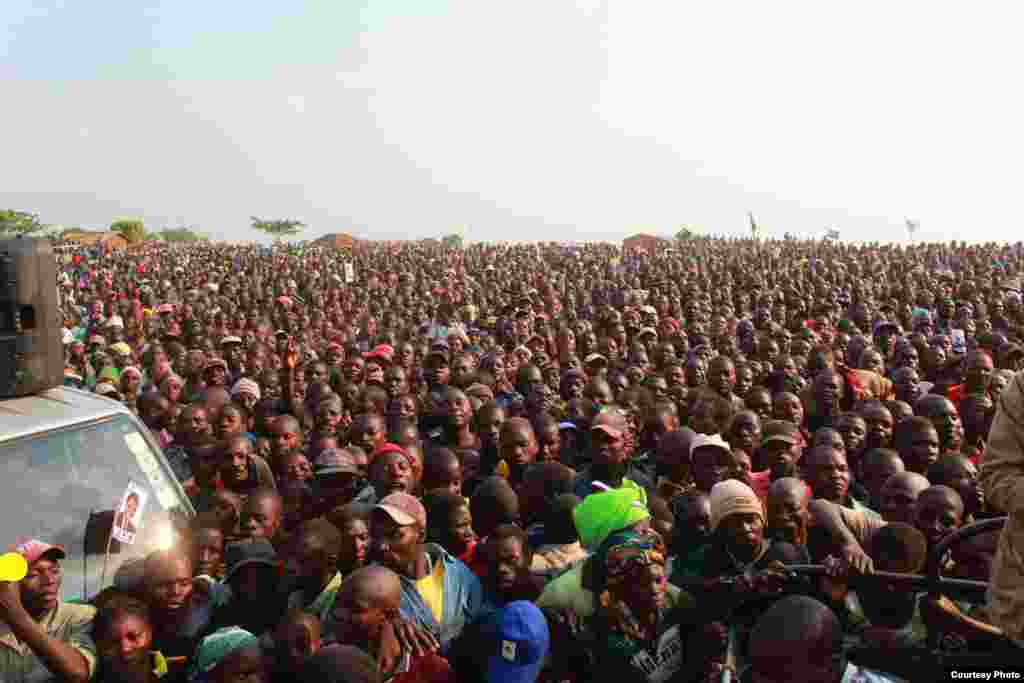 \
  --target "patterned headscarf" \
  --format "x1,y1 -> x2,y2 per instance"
593,528 -> 667,646
594,527 -> 666,596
